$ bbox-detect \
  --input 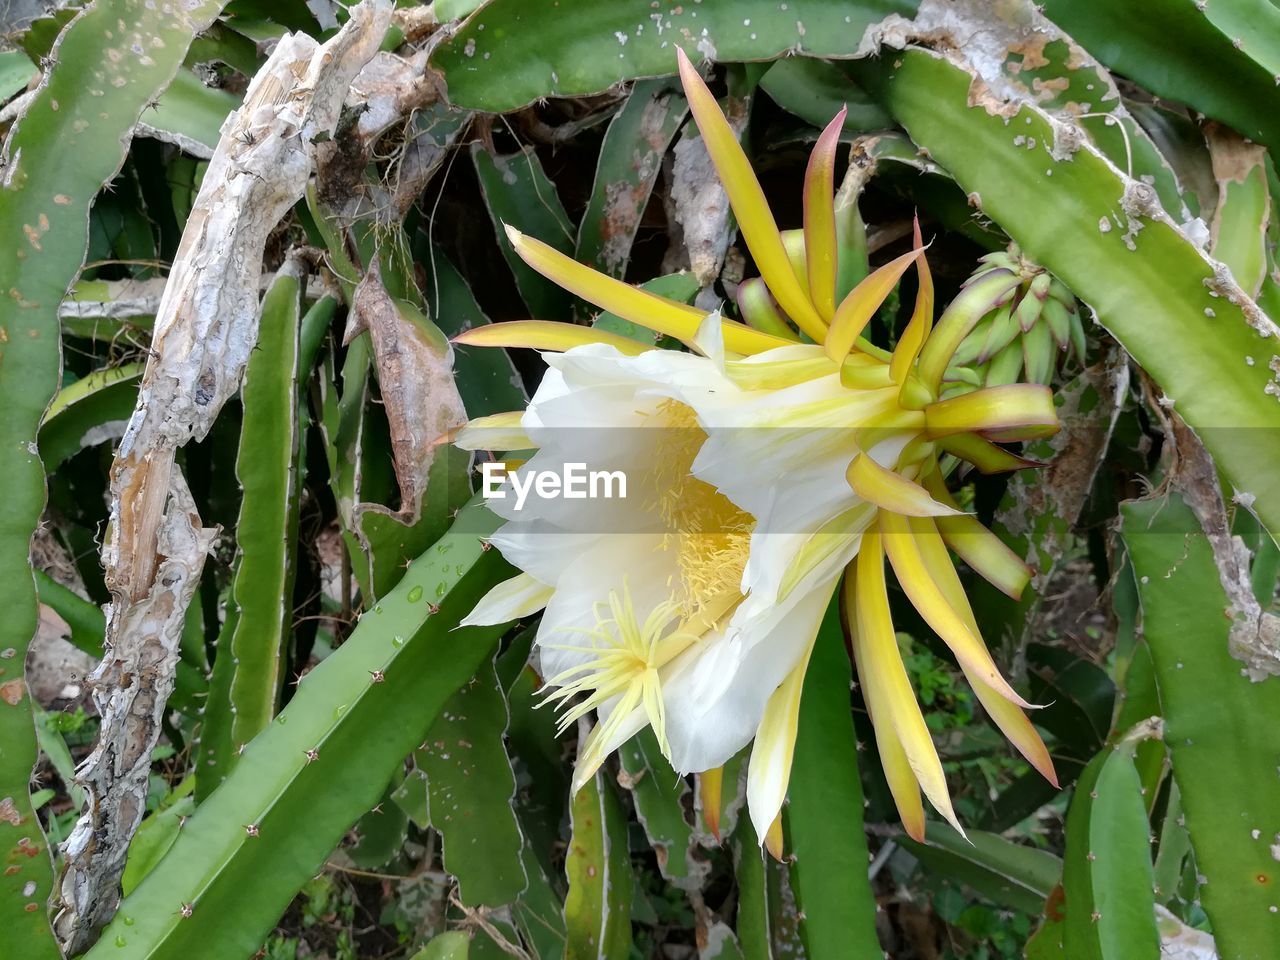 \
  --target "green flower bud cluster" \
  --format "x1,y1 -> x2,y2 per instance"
942,246 -> 1086,397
